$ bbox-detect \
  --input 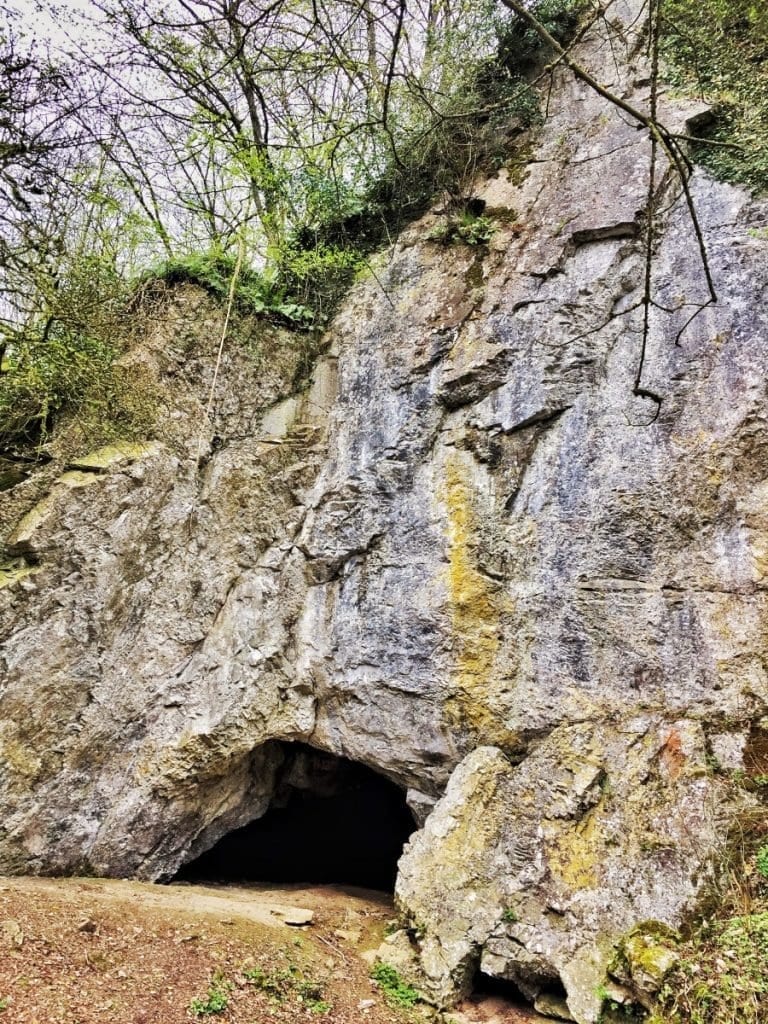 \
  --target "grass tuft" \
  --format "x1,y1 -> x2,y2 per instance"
370,963 -> 421,1009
